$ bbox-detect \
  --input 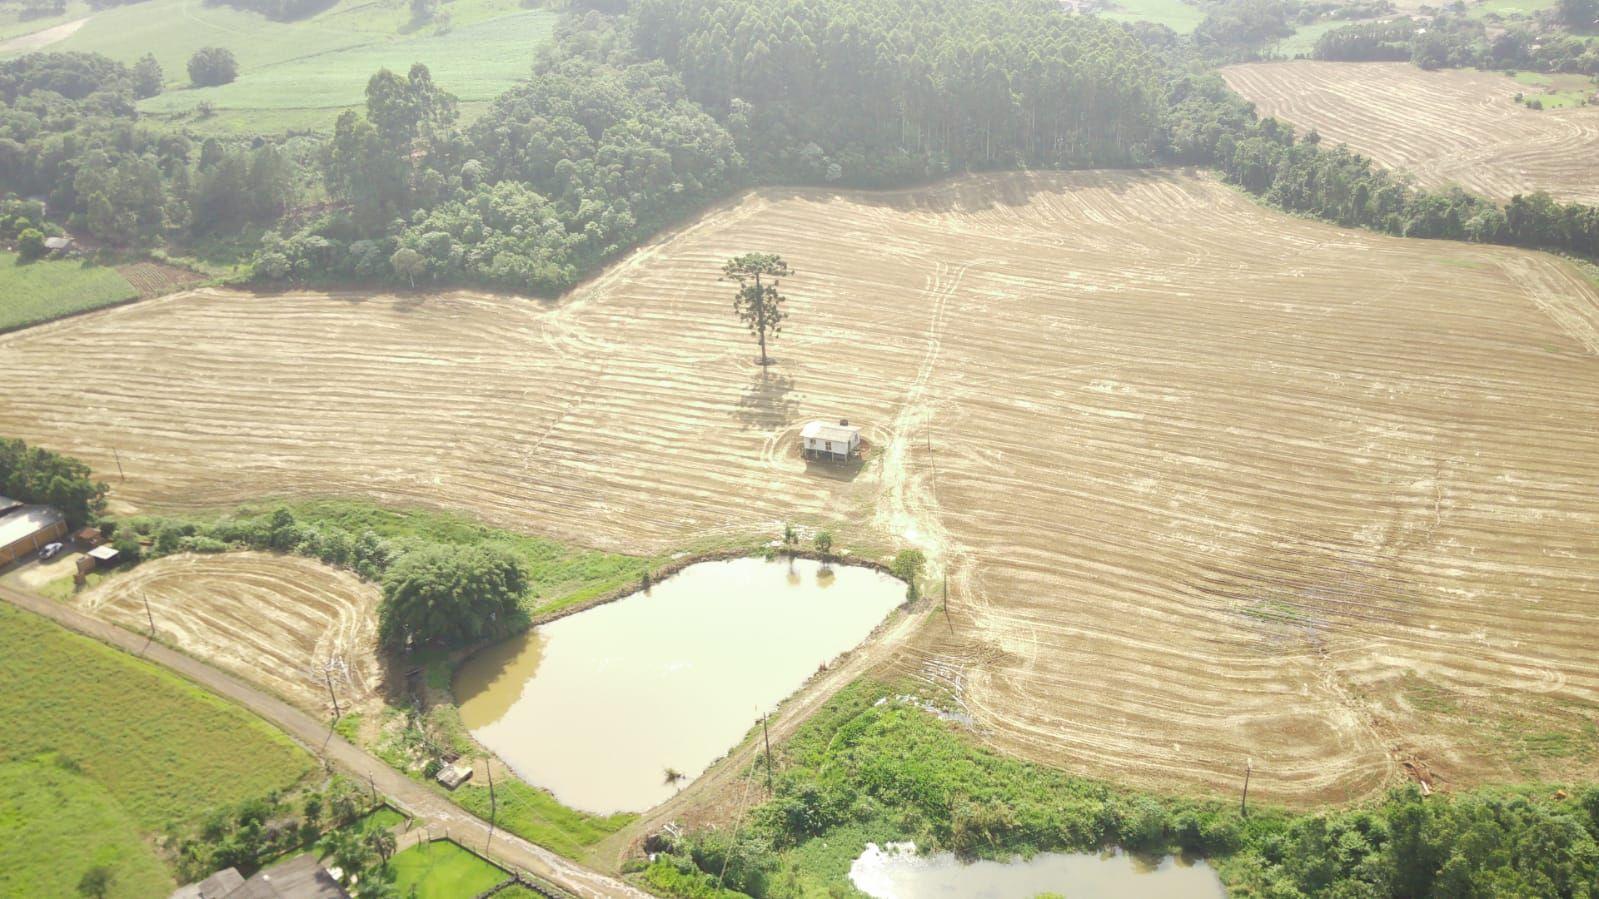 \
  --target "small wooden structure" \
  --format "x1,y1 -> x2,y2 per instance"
87,545 -> 120,567
801,419 -> 861,462
74,525 -> 104,547
42,236 -> 74,256
435,761 -> 473,790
